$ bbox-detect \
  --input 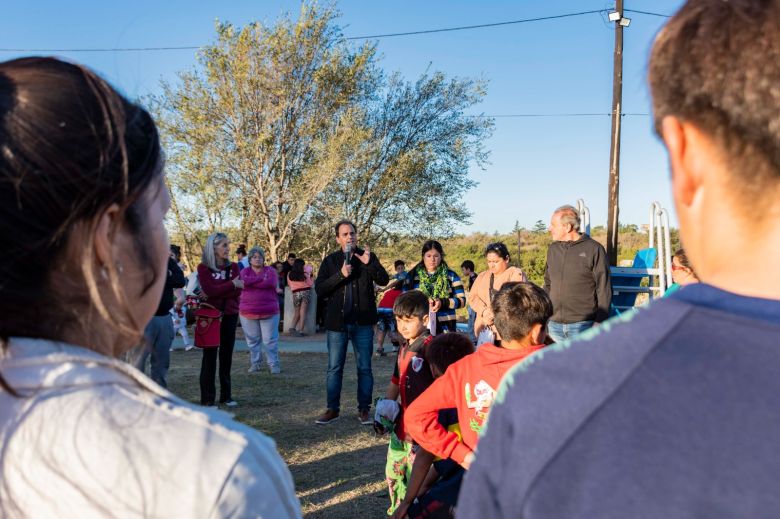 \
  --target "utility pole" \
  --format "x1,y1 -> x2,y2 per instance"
606,0 -> 627,266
